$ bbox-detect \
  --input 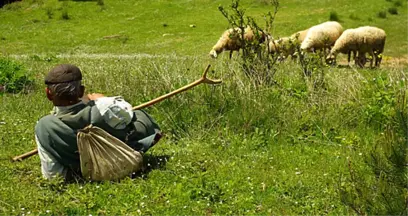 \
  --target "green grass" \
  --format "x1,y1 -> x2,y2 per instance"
0,0 -> 407,215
